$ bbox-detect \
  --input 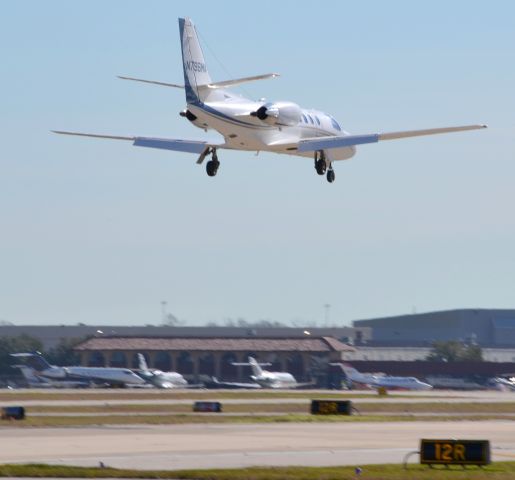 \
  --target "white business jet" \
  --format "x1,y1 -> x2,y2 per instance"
341,363 -> 432,391
136,353 -> 188,389
232,356 -> 303,389
53,17 -> 486,183
11,352 -> 146,388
